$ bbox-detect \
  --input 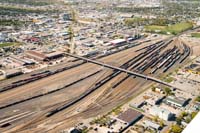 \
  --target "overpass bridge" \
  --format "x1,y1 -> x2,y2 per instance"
65,53 -> 177,88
